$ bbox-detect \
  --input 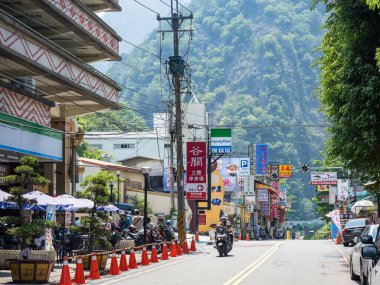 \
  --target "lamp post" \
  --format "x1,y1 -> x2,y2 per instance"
116,171 -> 120,207
141,166 -> 151,244
109,180 -> 115,204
